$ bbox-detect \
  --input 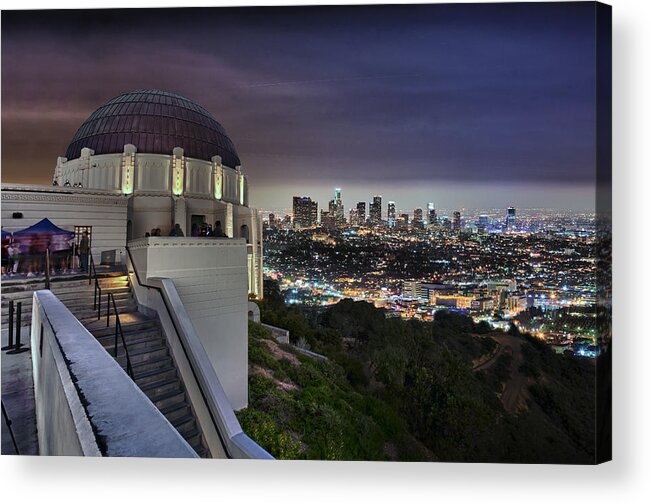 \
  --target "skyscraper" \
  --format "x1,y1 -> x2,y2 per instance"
329,187 -> 345,226
452,211 -> 461,231
369,195 -> 382,225
356,201 -> 366,225
293,196 -> 318,229
268,213 -> 276,228
427,202 -> 437,225
506,207 -> 516,231
478,214 -> 489,229
349,208 -> 357,225
387,201 -> 396,227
